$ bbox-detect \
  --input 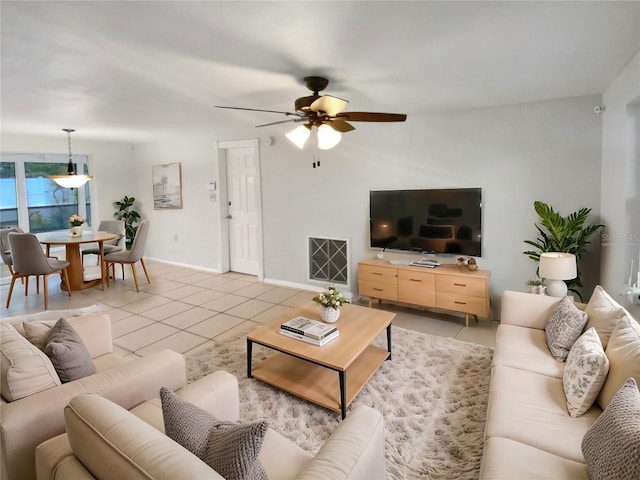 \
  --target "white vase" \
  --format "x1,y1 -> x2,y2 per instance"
320,306 -> 341,323
69,225 -> 83,237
